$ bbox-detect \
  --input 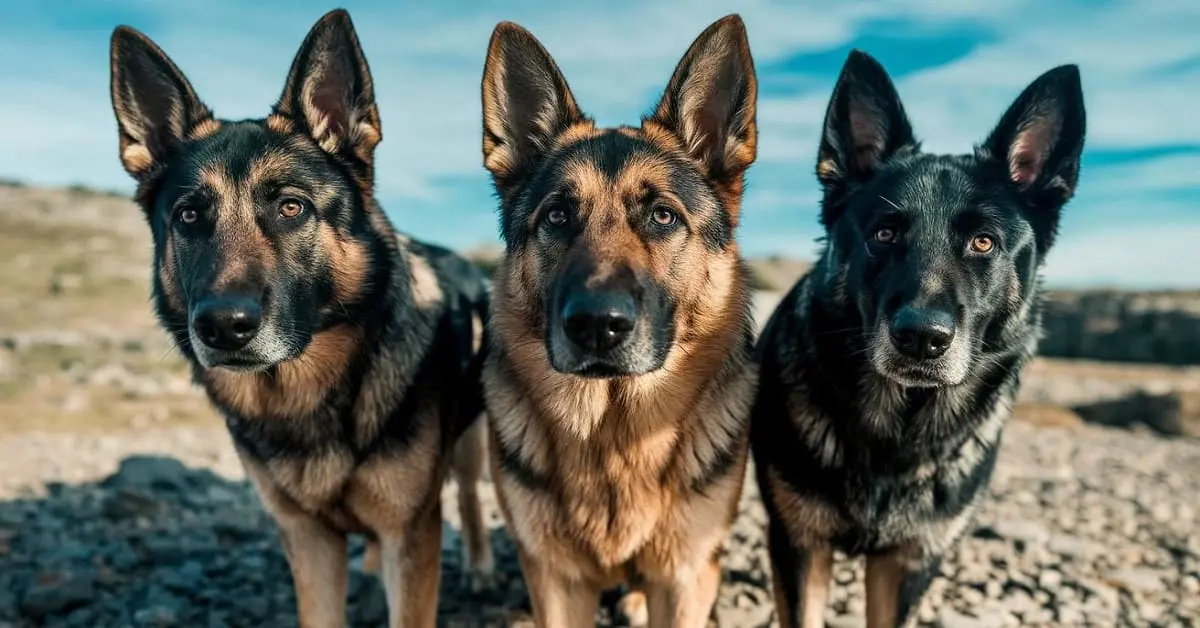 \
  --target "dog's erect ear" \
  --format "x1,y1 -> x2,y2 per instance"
648,14 -> 758,213
274,9 -> 381,166
816,50 -> 915,226
110,26 -> 213,182
982,65 -> 1086,209
481,21 -> 585,196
